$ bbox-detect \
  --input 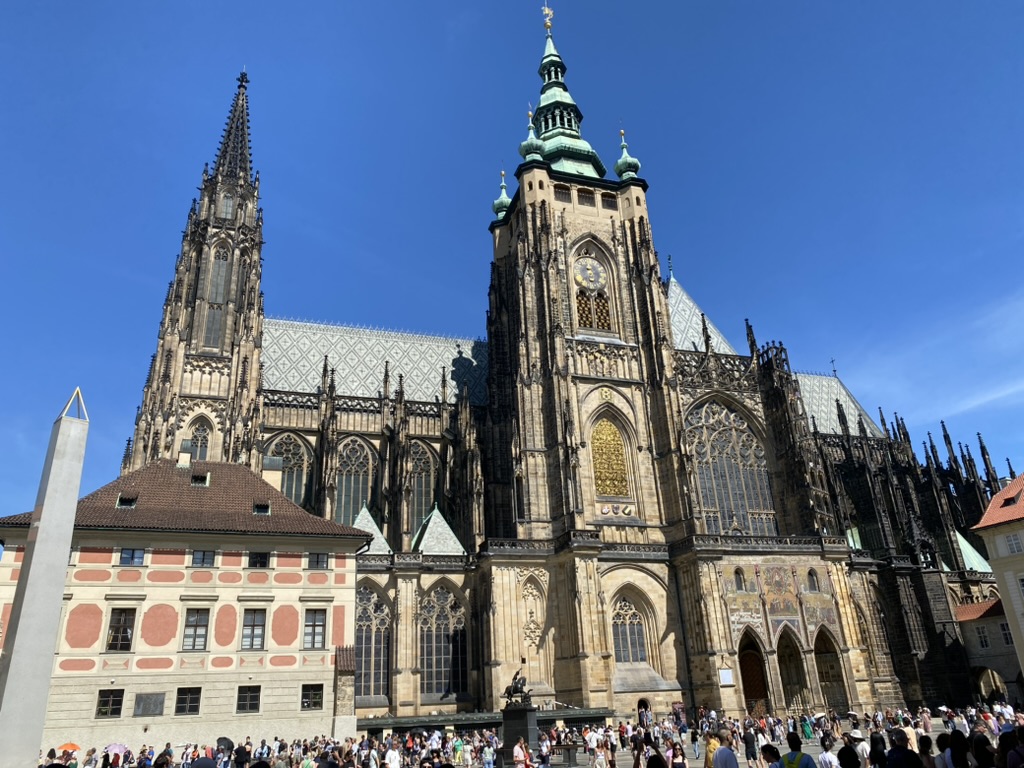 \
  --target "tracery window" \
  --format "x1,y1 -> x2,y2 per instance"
355,585 -> 392,699
684,401 -> 776,536
408,442 -> 436,532
271,434 -> 311,507
611,597 -> 648,663
419,586 -> 468,697
592,418 -> 630,498
220,192 -> 235,220
337,438 -> 373,526
203,246 -> 230,348
191,420 -> 211,461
